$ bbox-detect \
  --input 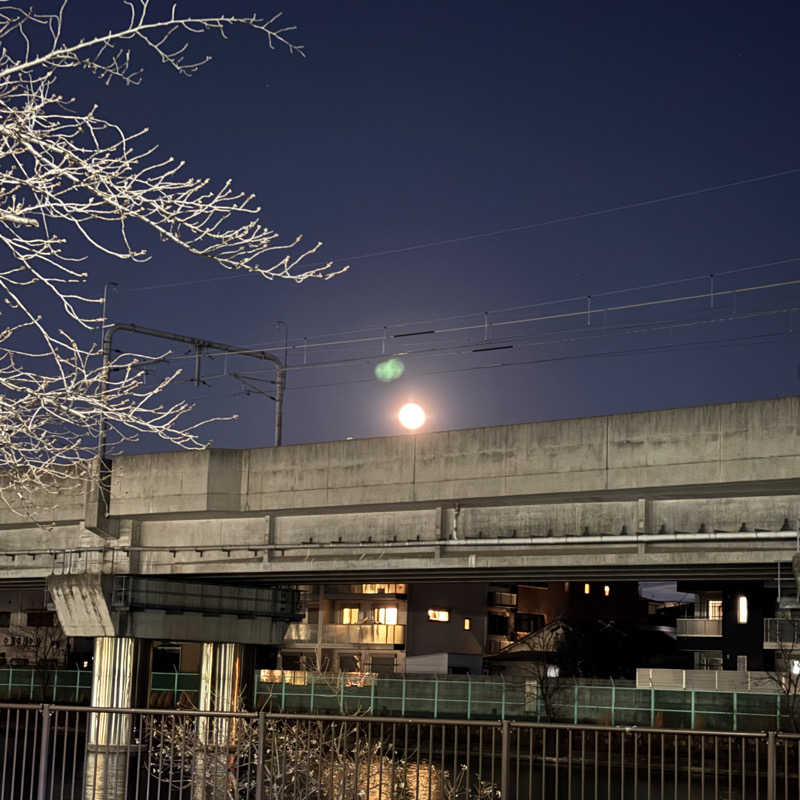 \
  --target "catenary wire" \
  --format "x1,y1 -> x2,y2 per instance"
124,167 -> 800,292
